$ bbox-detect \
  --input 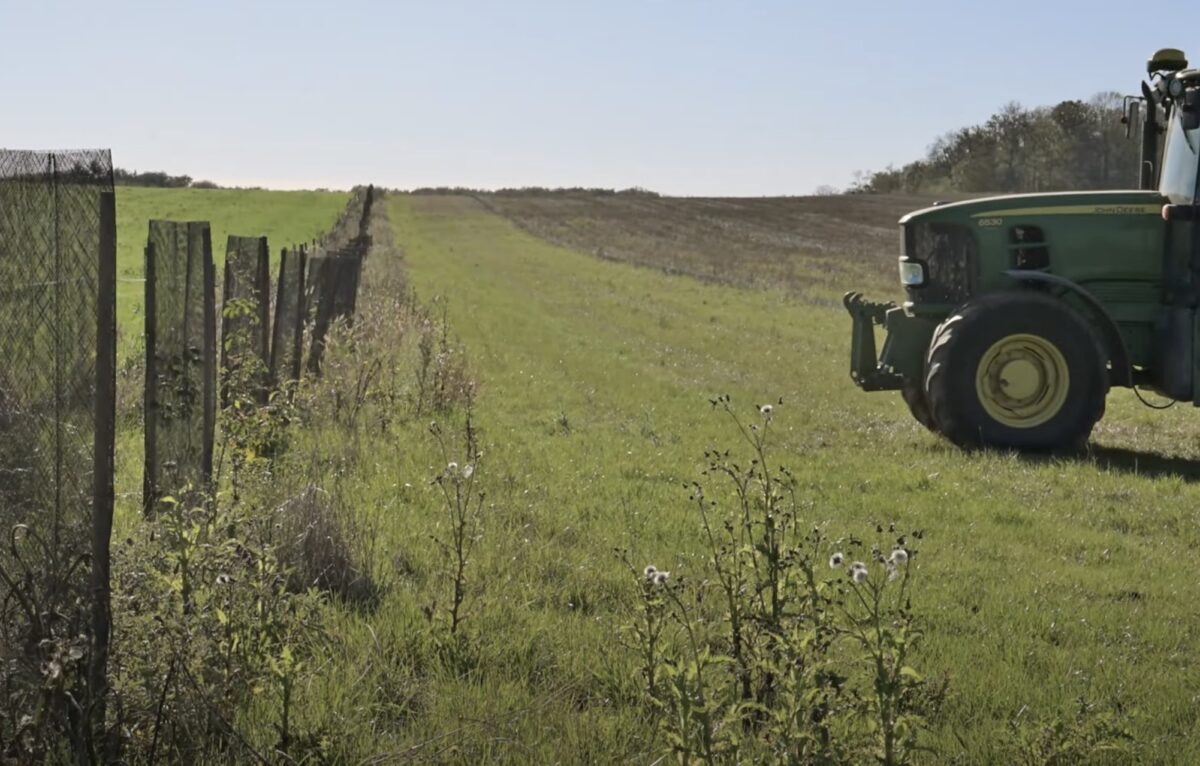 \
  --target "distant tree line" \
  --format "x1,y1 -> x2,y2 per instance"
409,186 -> 661,197
850,92 -> 1140,195
113,167 -> 221,189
